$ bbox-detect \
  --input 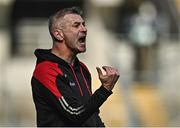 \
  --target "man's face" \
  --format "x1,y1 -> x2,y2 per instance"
61,14 -> 87,54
